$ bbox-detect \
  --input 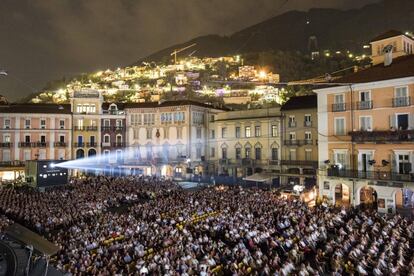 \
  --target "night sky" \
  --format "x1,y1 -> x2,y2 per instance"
0,0 -> 380,101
